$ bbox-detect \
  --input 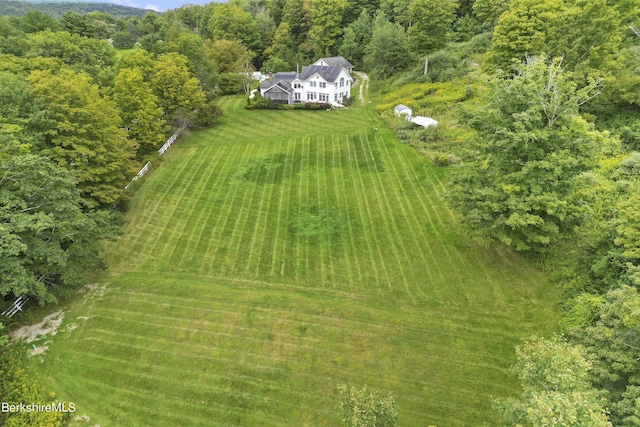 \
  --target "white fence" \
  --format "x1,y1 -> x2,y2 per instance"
125,128 -> 184,189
